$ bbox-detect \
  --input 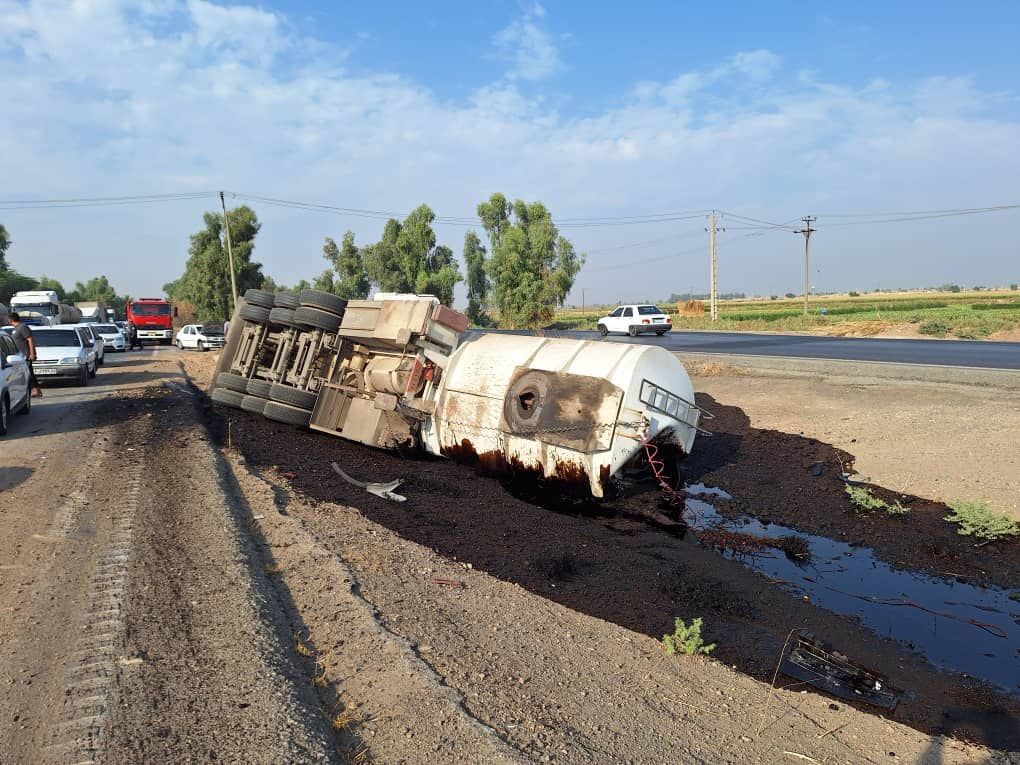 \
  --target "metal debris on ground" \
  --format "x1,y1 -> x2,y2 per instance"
430,577 -> 466,589
779,631 -> 903,710
331,462 -> 407,502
